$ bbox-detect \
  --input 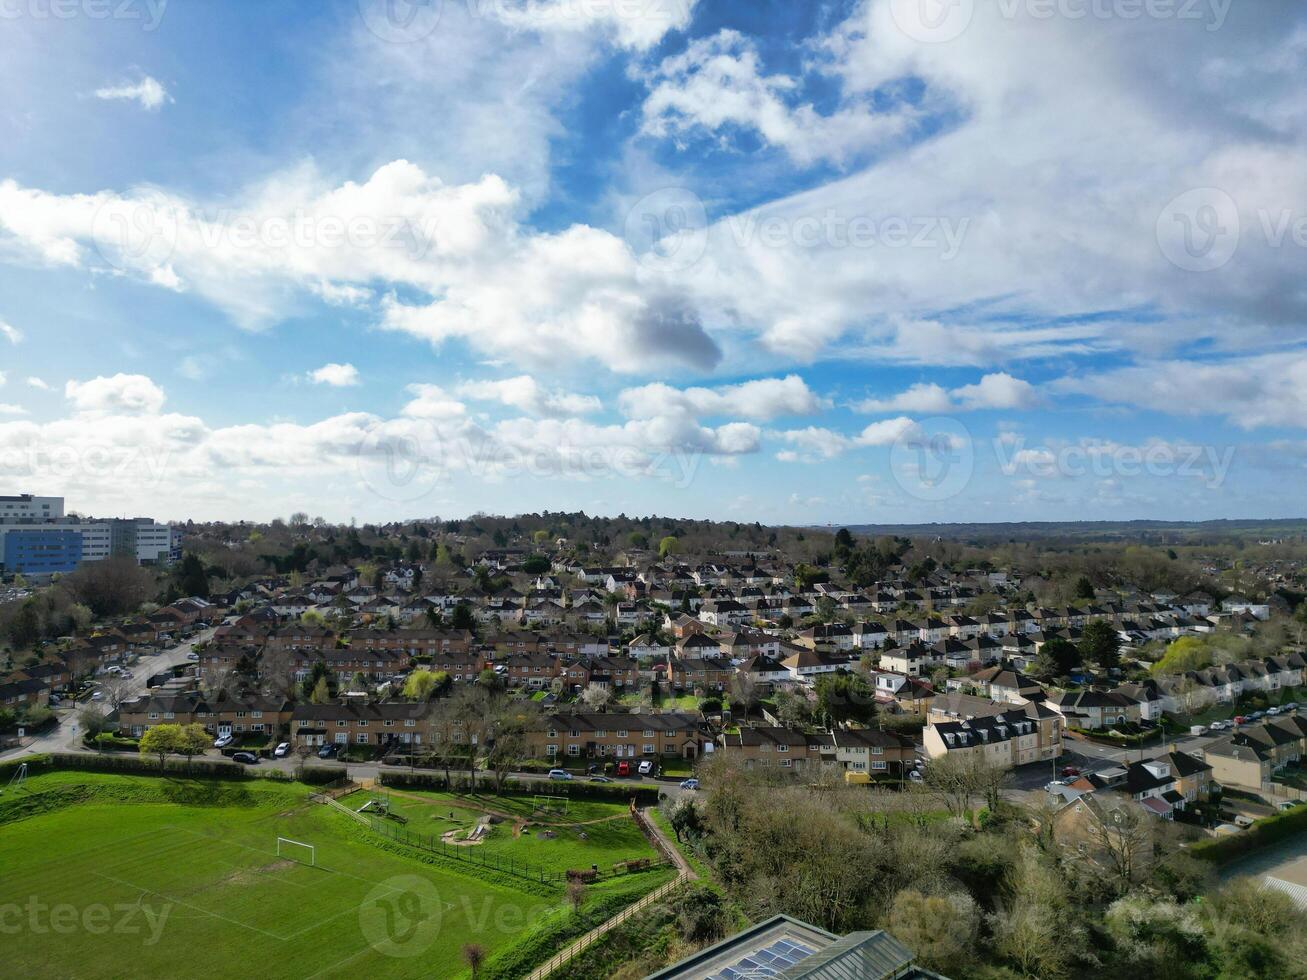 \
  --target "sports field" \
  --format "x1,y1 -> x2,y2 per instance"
0,771 -> 645,979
